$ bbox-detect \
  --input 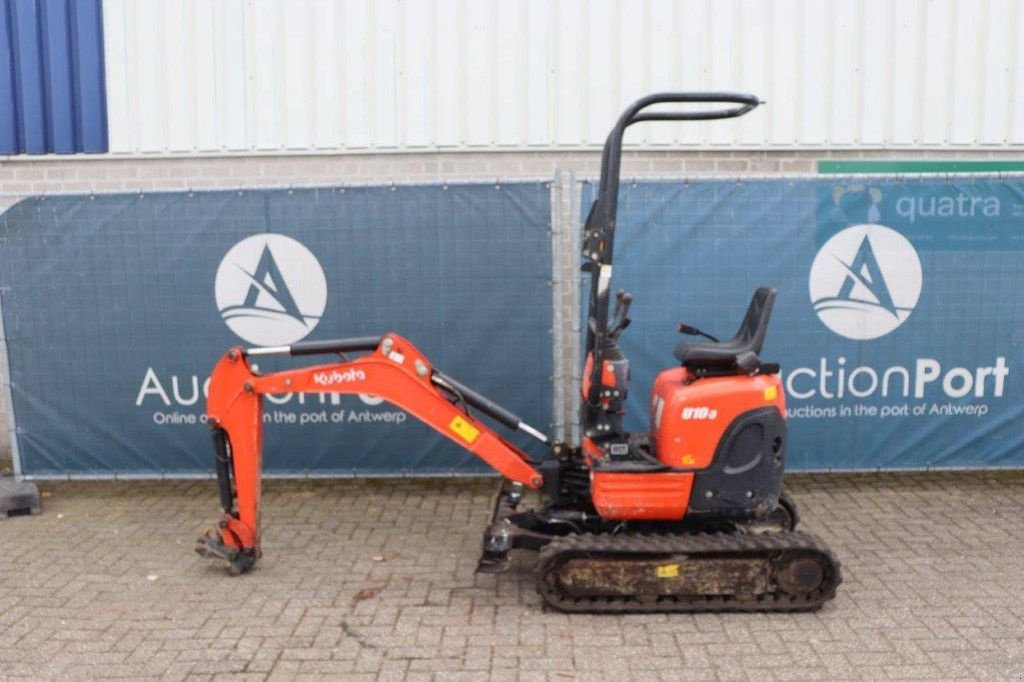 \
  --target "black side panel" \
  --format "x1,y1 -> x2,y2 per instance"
688,406 -> 786,521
